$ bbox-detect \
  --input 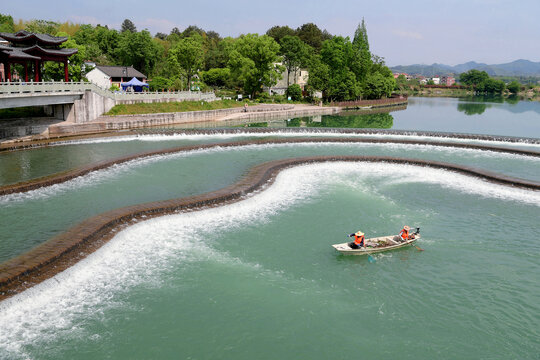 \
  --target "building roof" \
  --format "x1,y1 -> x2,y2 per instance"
23,45 -> 78,57
95,65 -> 146,79
1,48 -> 41,60
0,30 -> 68,45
